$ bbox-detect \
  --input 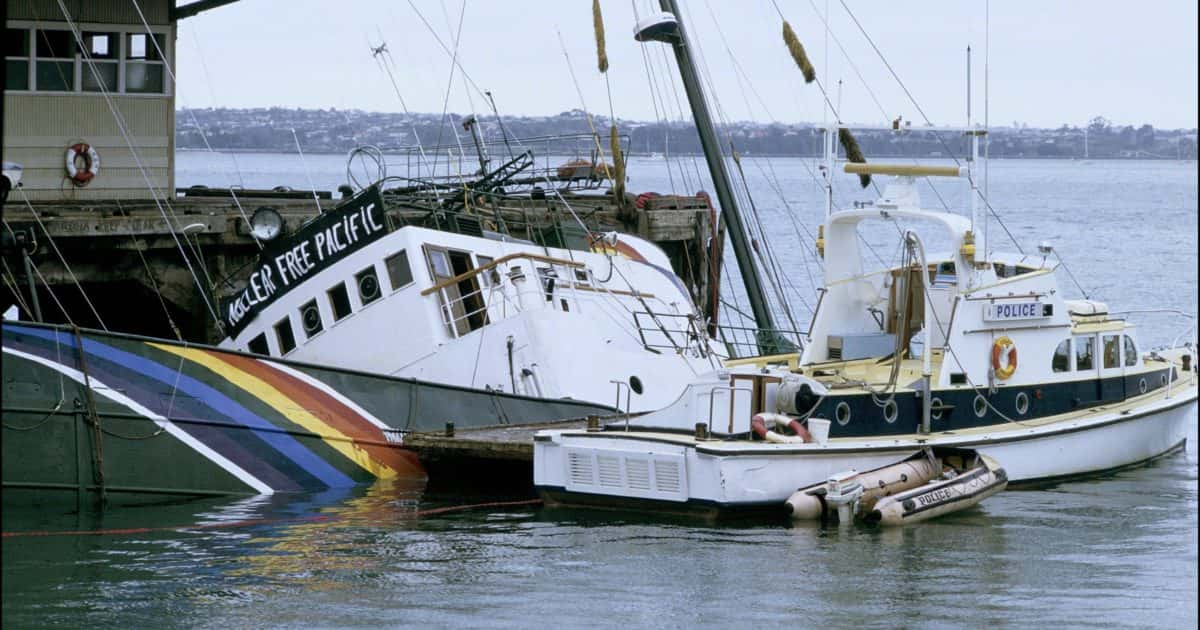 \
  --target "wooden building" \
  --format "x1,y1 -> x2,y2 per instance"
3,1 -> 235,199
